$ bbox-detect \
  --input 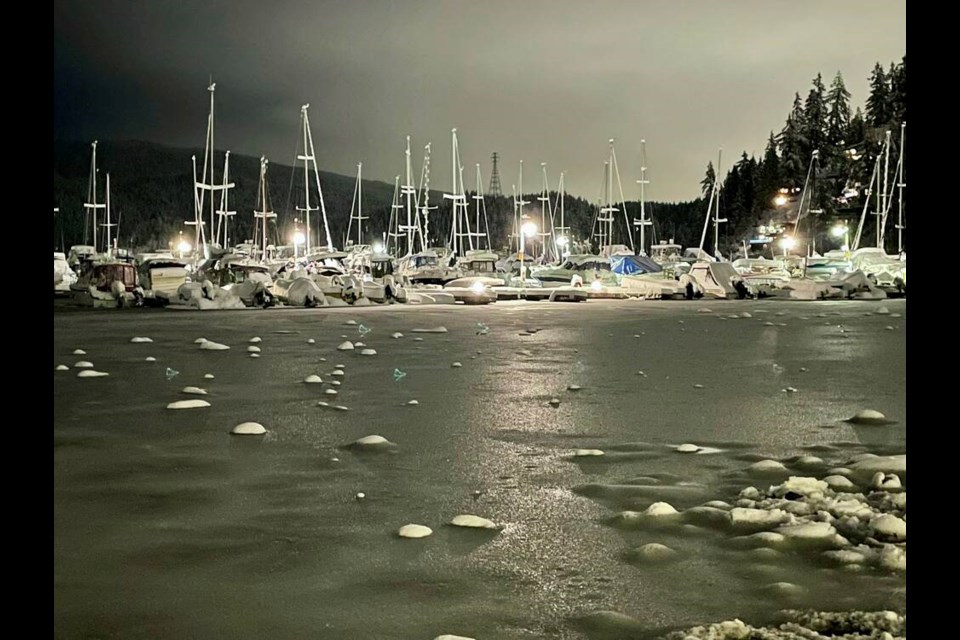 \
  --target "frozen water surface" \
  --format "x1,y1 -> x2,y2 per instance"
54,300 -> 905,639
